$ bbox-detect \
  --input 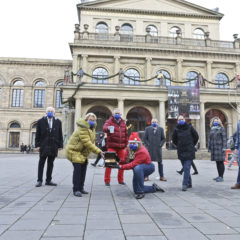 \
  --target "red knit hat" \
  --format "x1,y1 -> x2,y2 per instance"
129,132 -> 141,143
